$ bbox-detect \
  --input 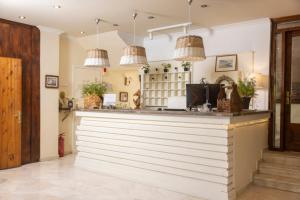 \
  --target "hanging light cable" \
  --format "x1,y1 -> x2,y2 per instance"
174,0 -> 206,61
120,11 -> 148,66
84,18 -> 110,67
